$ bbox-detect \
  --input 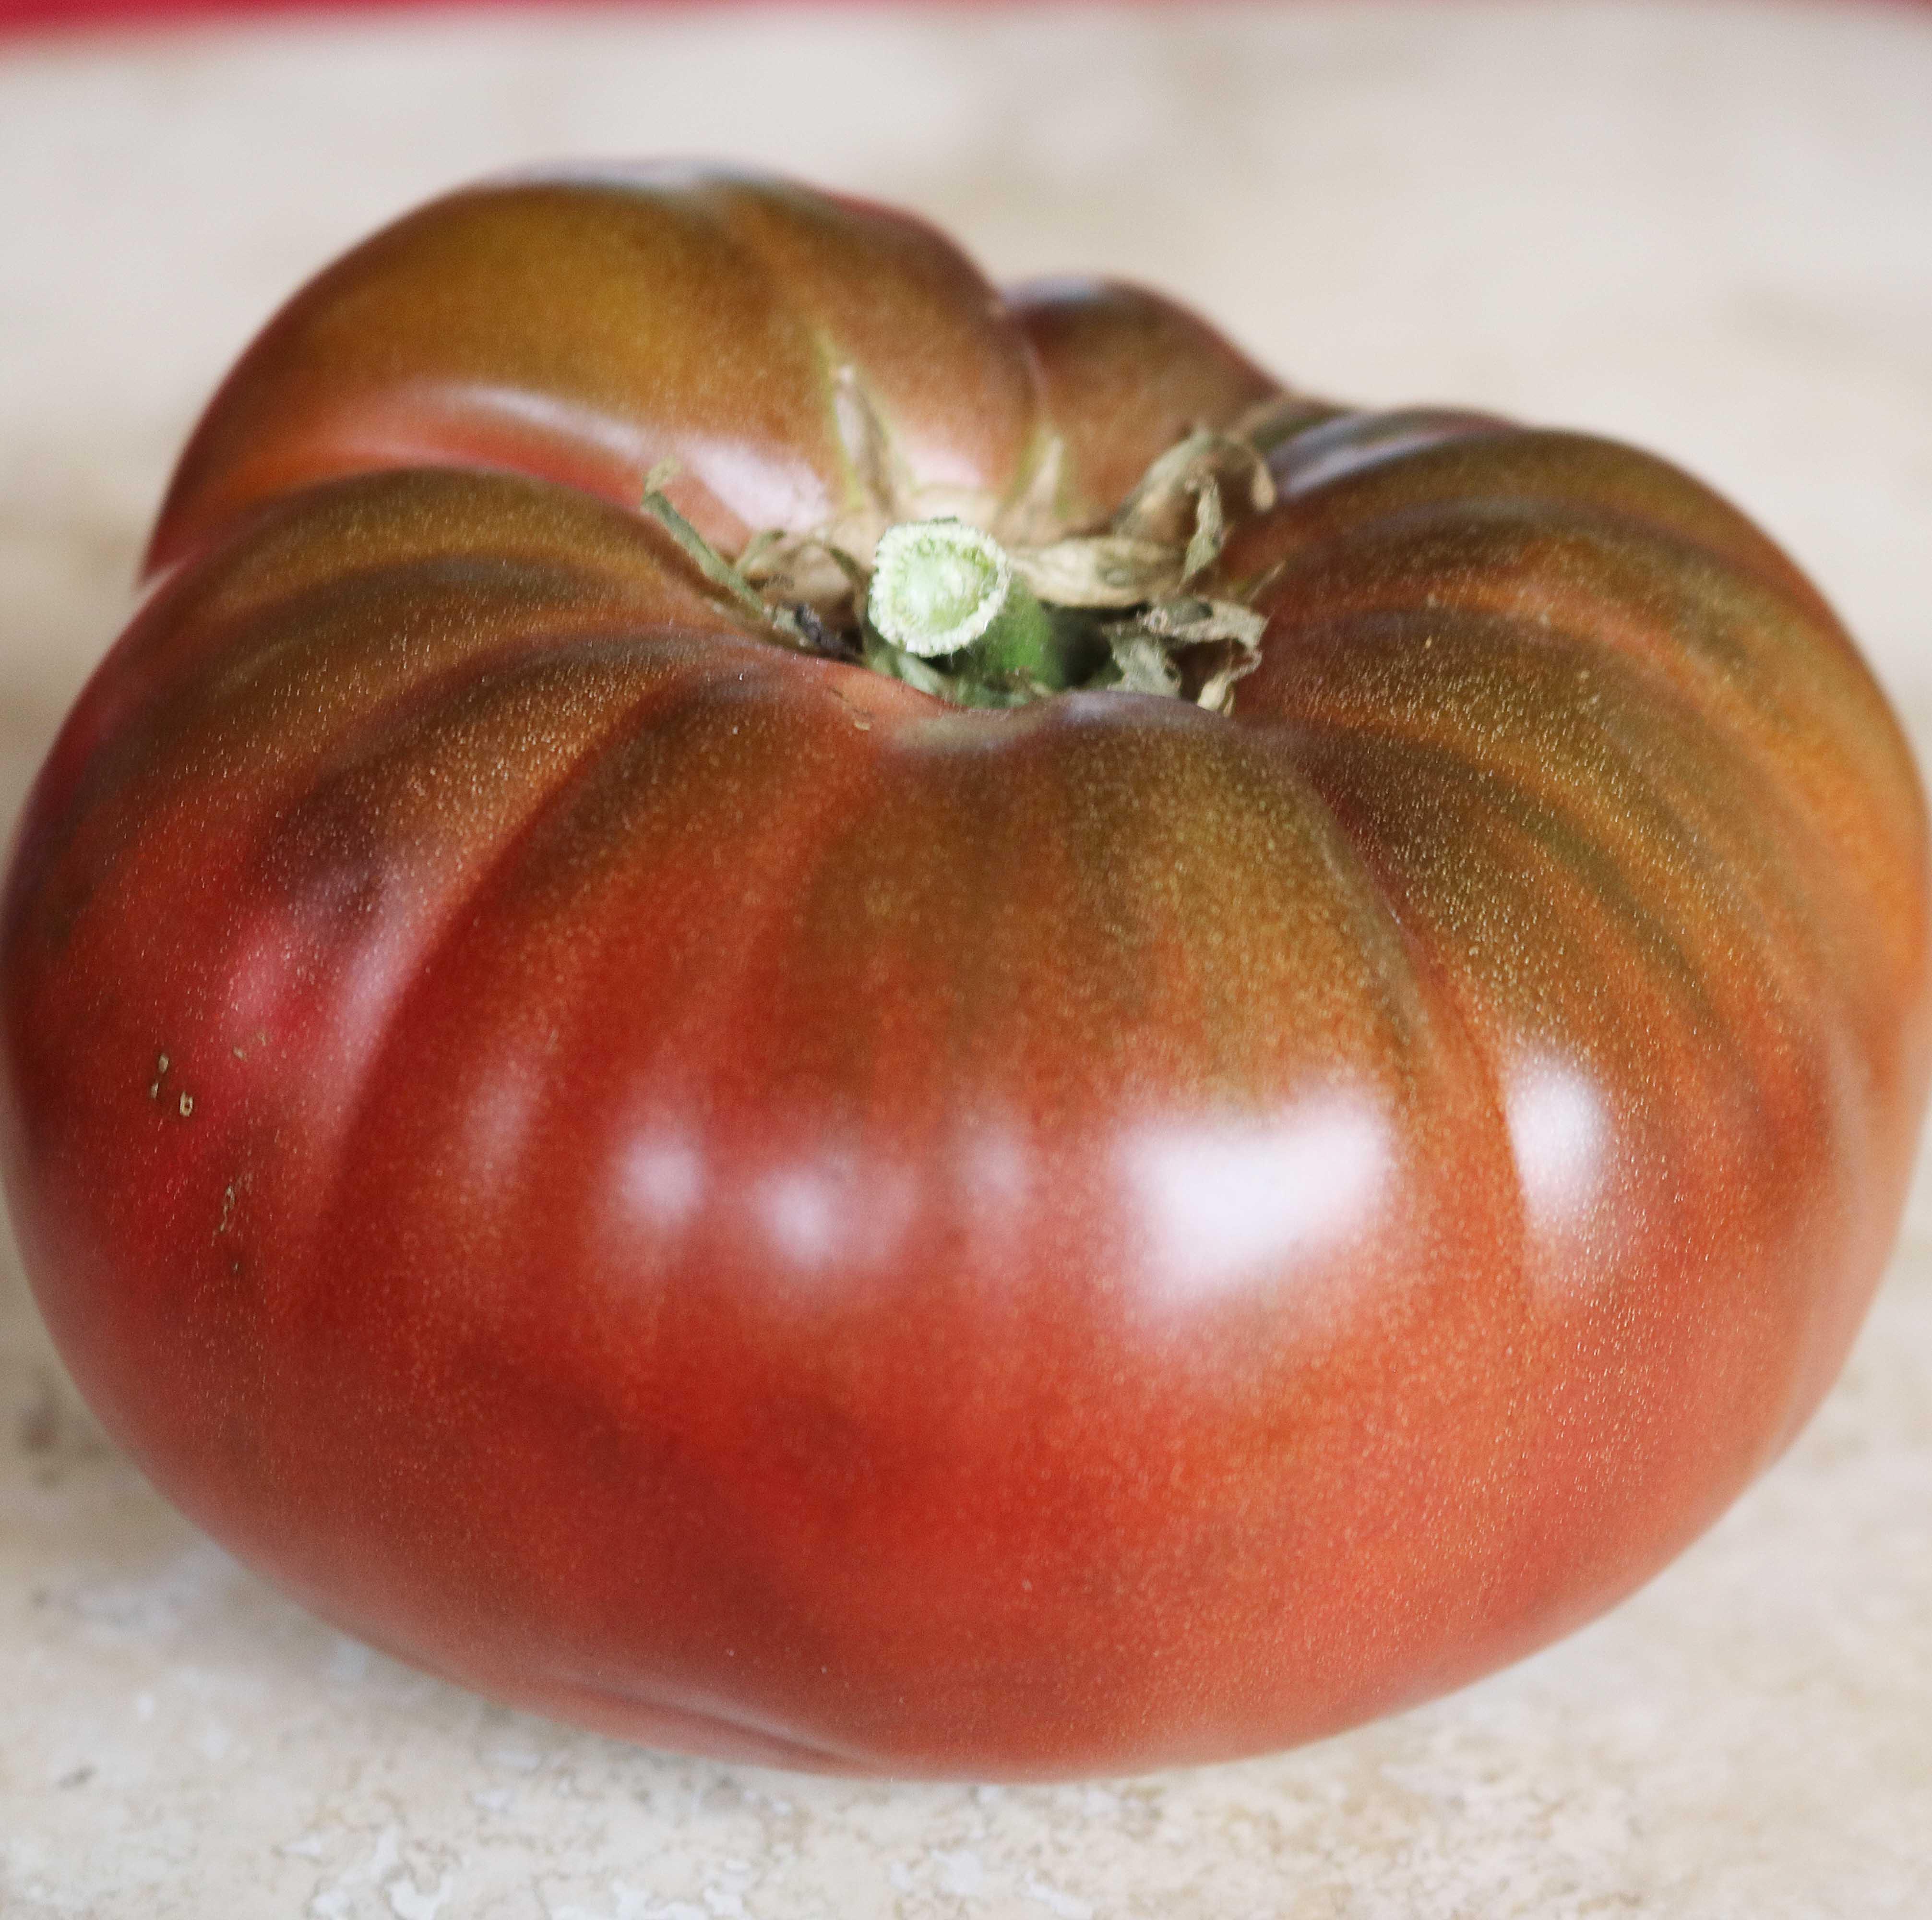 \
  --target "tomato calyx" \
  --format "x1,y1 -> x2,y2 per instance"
641,418 -> 1285,712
